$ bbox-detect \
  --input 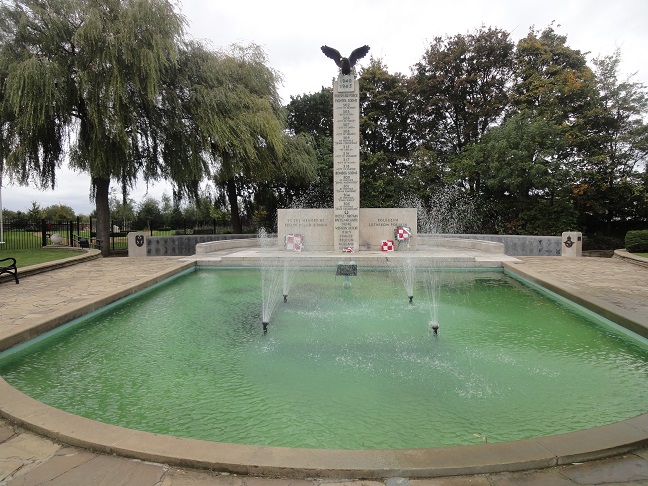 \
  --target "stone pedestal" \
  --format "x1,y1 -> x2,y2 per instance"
561,231 -> 582,257
278,208 -> 417,251
128,232 -> 147,257
277,209 -> 333,251
333,74 -> 360,251
359,208 -> 417,250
